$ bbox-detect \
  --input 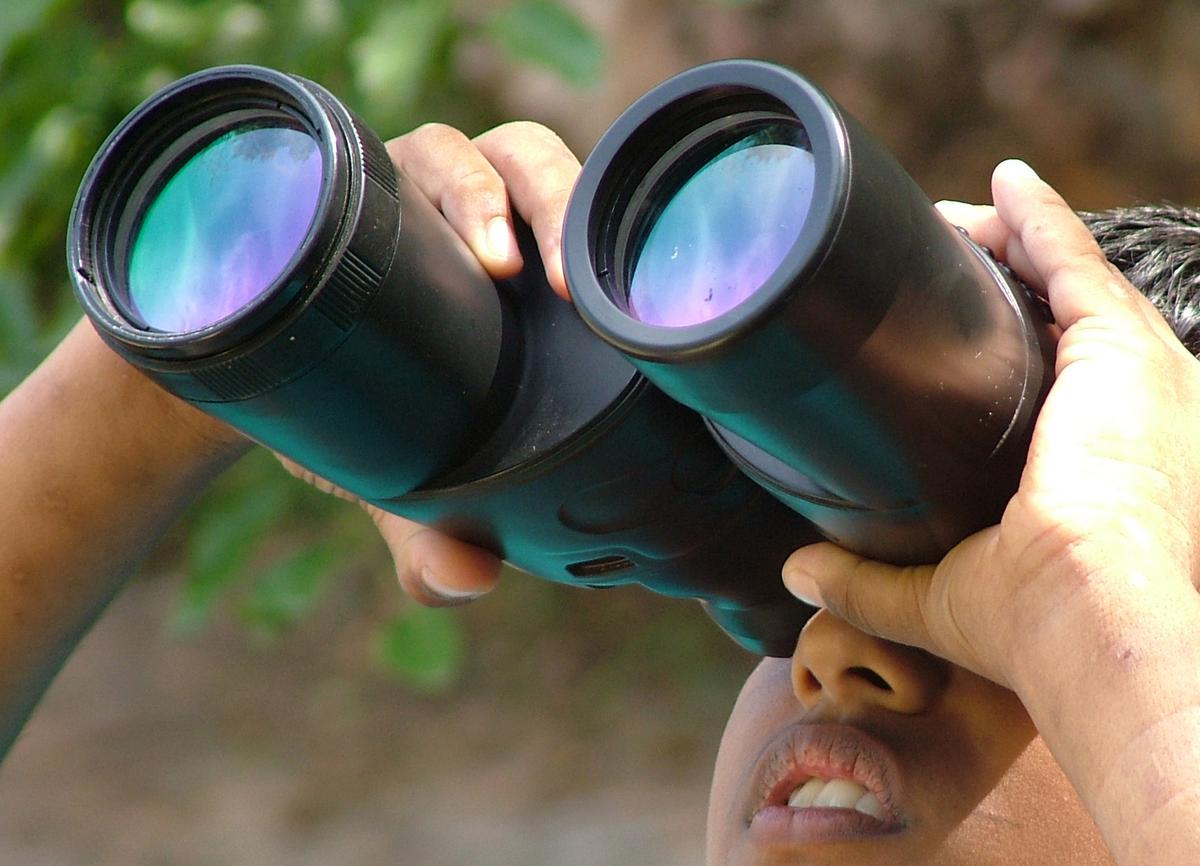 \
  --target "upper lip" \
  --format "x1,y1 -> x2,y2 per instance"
747,721 -> 905,824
